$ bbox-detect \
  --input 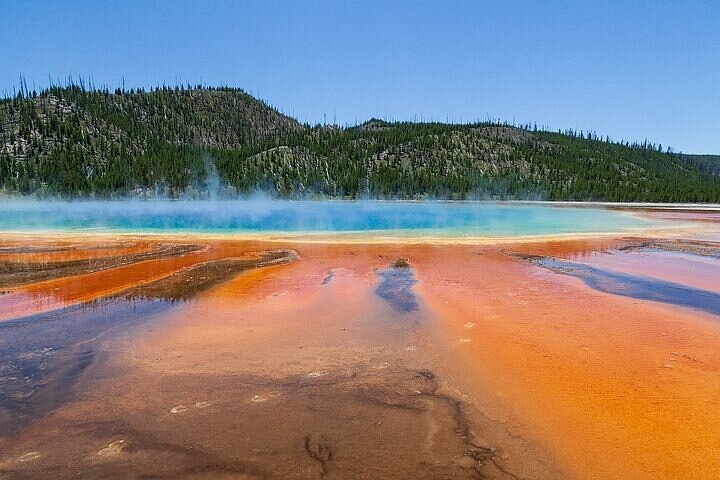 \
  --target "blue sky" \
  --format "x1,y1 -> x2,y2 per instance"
1,0 -> 718,153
